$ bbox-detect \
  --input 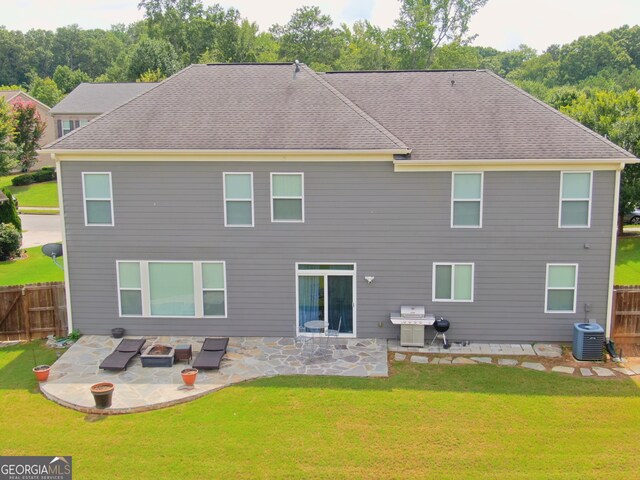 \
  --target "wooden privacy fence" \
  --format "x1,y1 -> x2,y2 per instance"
0,282 -> 67,341
611,285 -> 640,345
